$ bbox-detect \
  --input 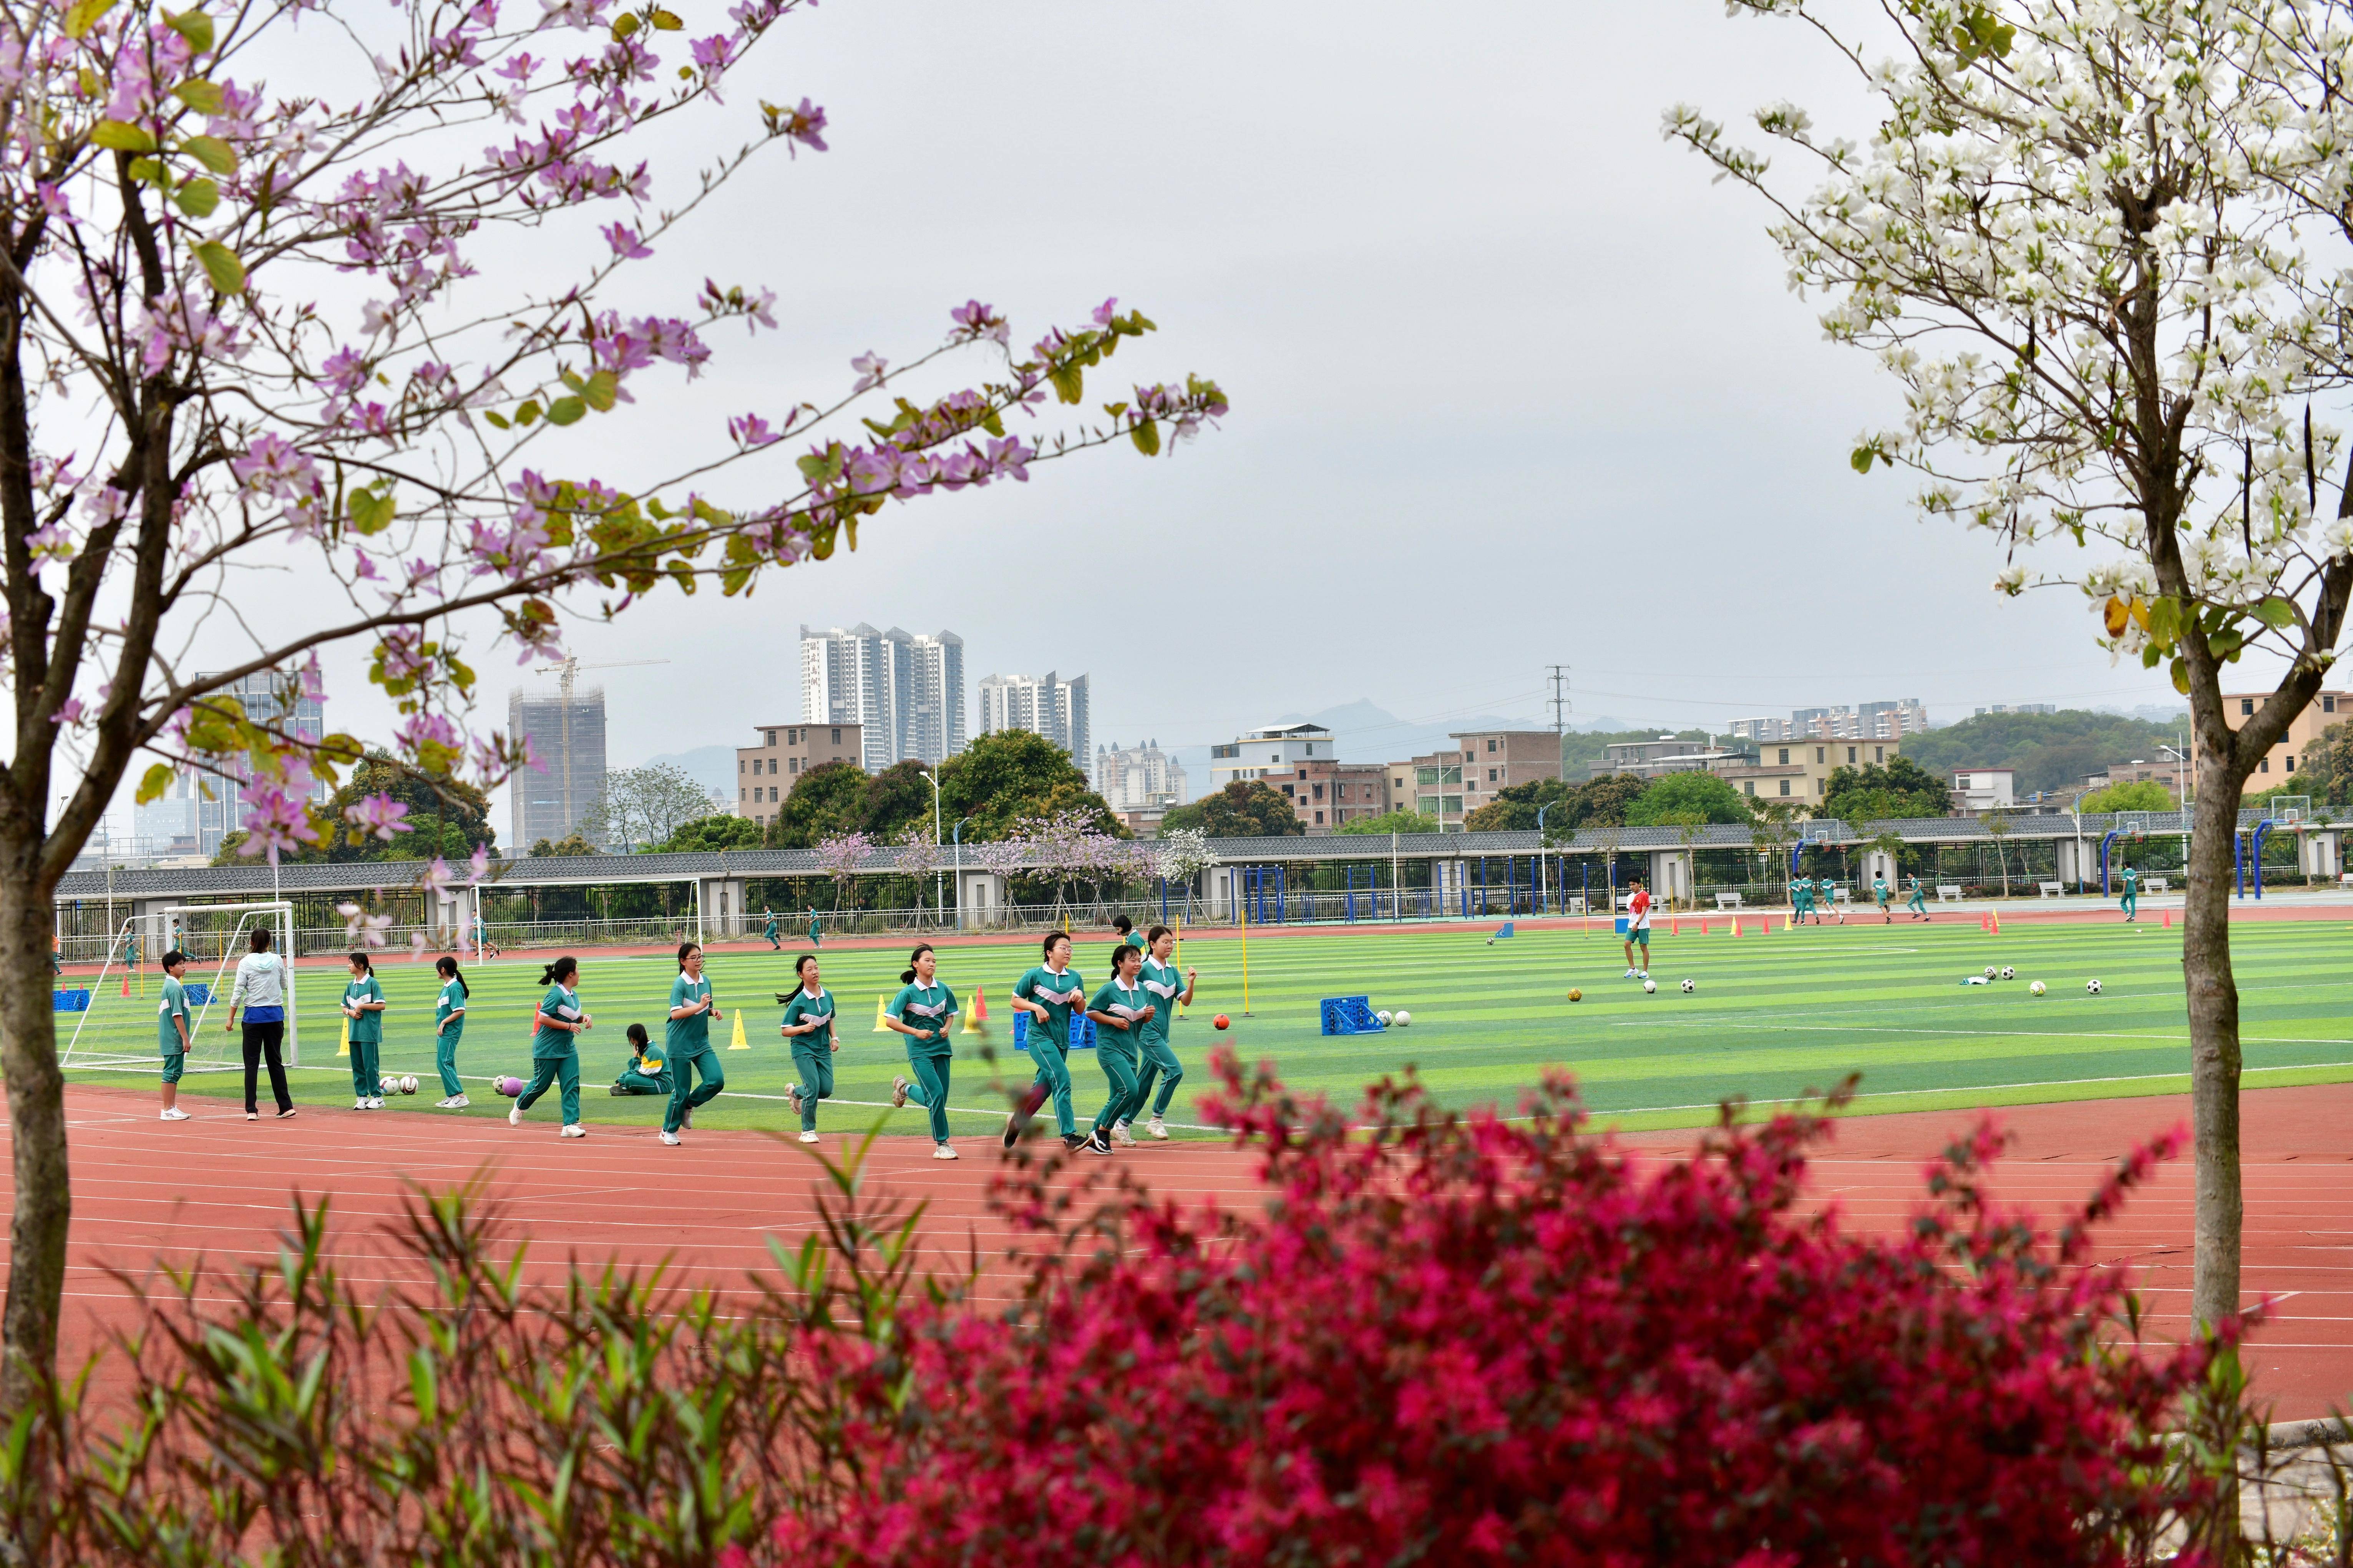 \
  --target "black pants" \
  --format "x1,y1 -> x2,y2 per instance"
242,1021 -> 292,1113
